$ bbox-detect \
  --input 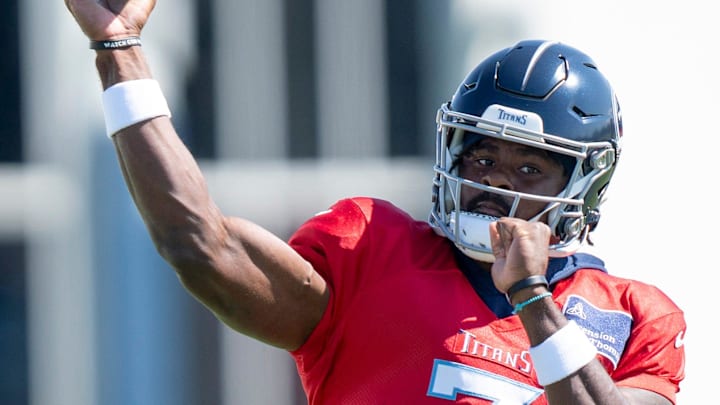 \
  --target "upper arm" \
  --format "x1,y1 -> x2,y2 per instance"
111,119 -> 329,351
172,215 -> 329,351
